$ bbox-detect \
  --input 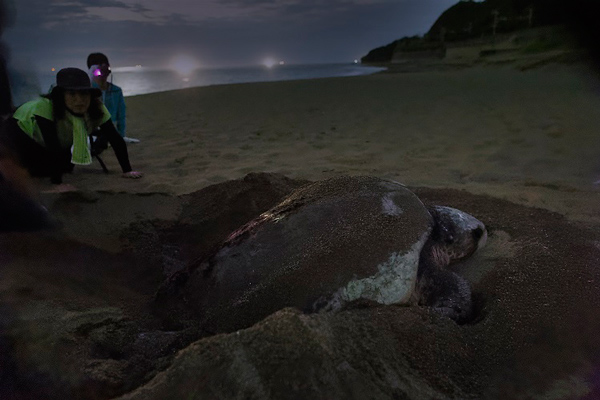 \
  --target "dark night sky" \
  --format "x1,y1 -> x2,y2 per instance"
4,0 -> 457,71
